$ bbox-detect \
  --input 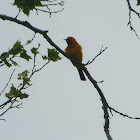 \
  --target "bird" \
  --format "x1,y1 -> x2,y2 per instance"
65,36 -> 86,81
